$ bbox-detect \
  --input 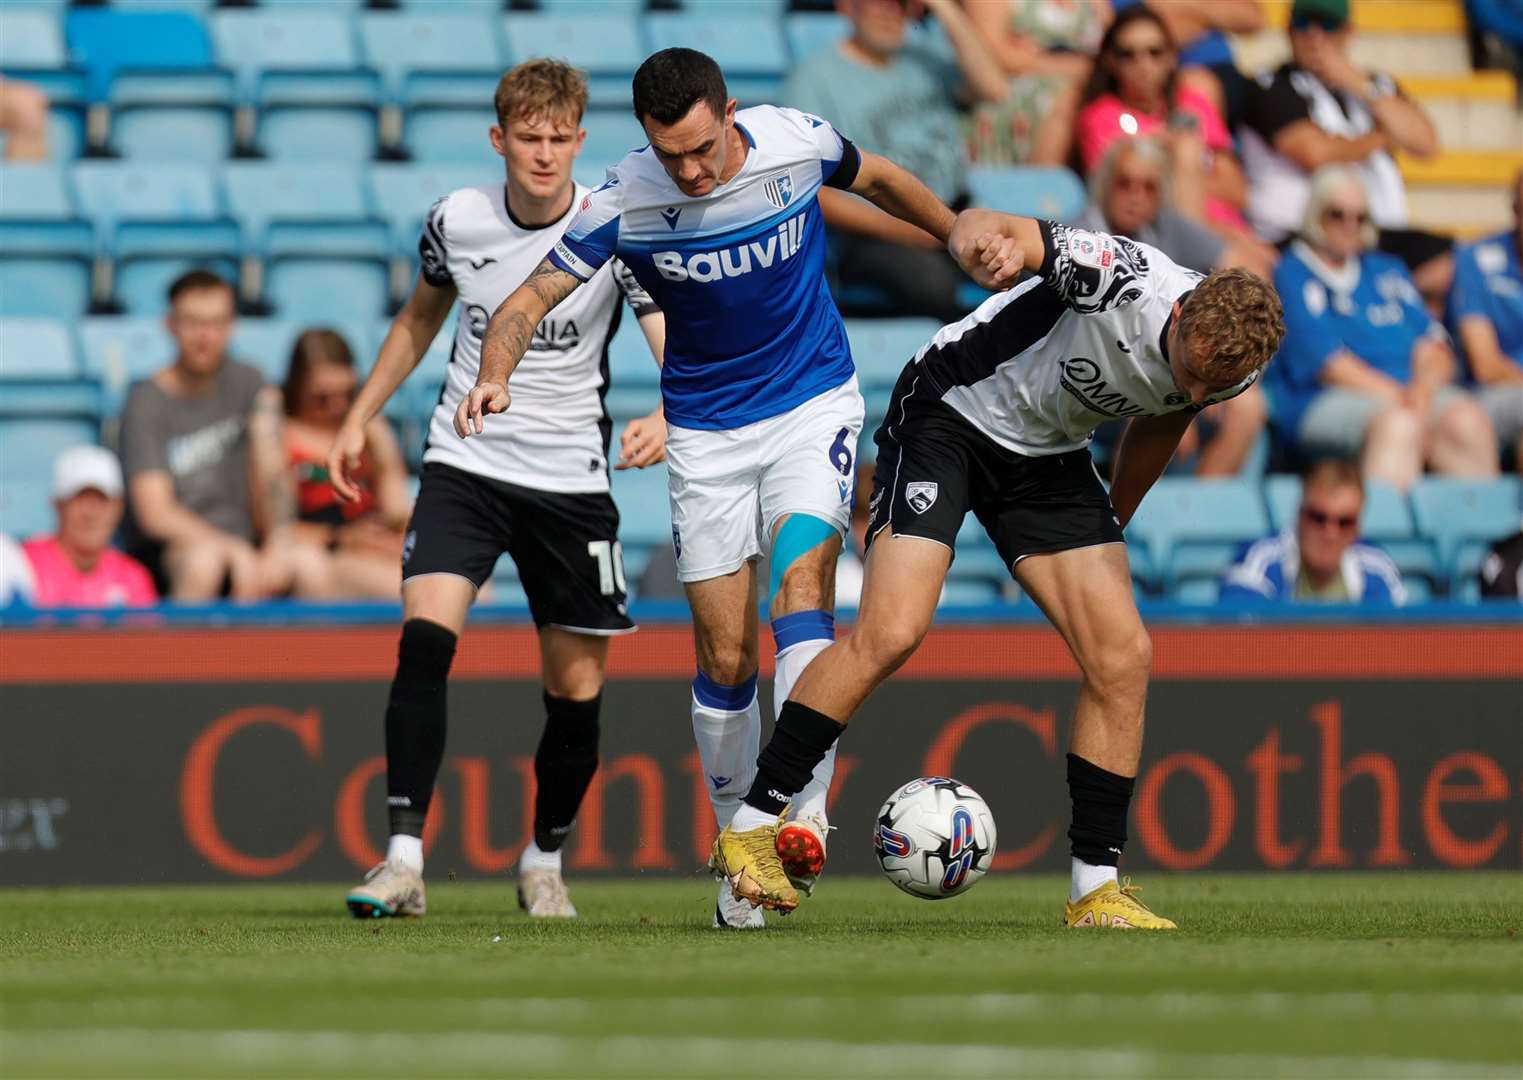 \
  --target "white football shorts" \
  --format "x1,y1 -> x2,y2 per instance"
665,376 -> 865,583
